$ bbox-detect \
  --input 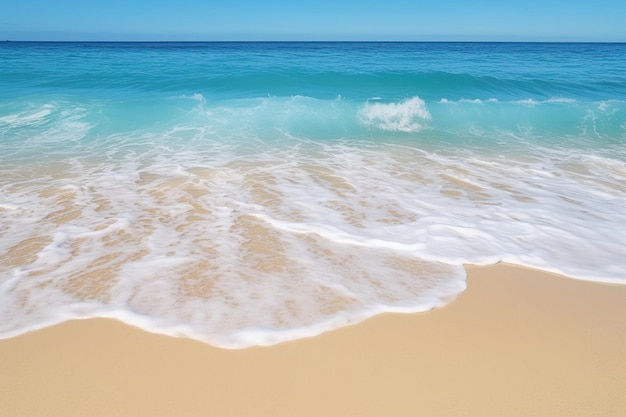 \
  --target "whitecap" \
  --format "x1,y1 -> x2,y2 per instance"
359,97 -> 431,133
